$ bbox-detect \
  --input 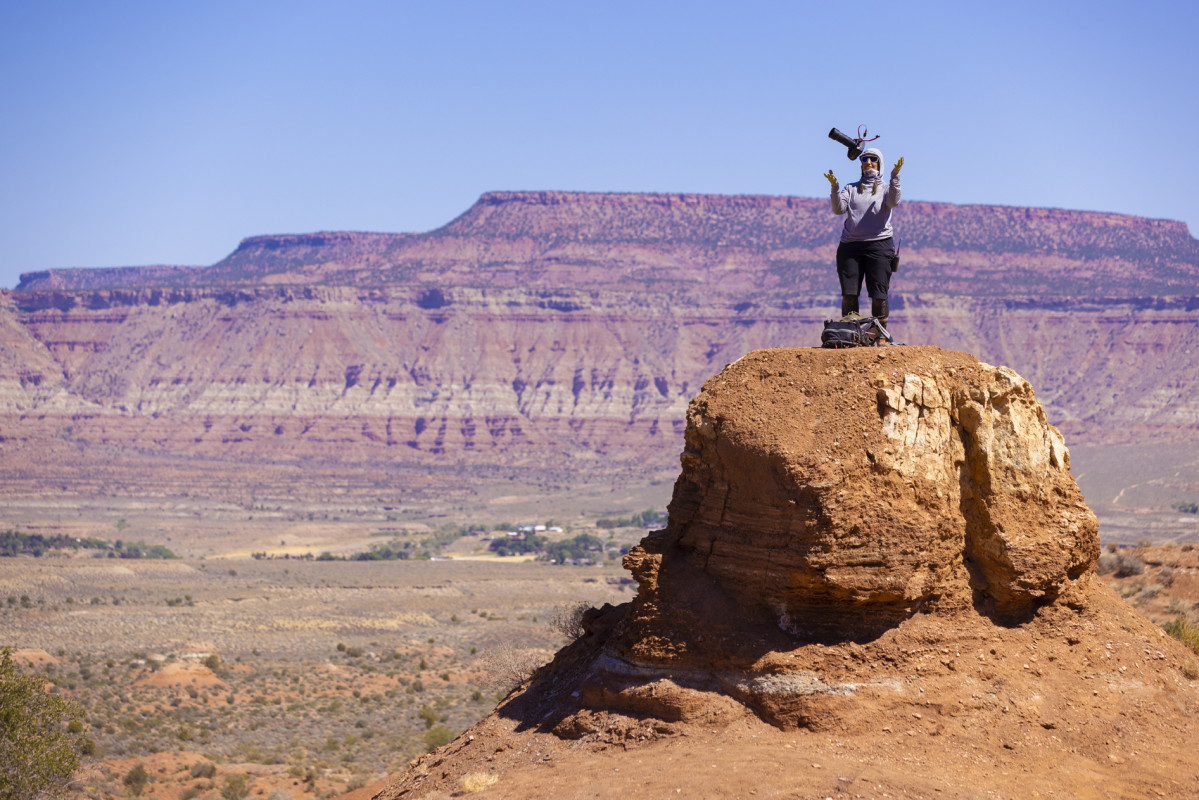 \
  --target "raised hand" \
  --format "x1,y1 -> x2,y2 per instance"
891,156 -> 904,177
824,170 -> 838,187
